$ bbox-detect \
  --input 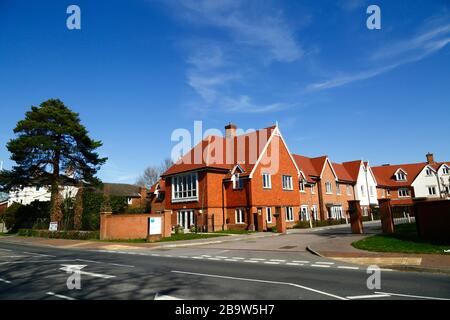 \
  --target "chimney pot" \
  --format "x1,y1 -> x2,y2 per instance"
426,152 -> 435,164
225,123 -> 237,138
